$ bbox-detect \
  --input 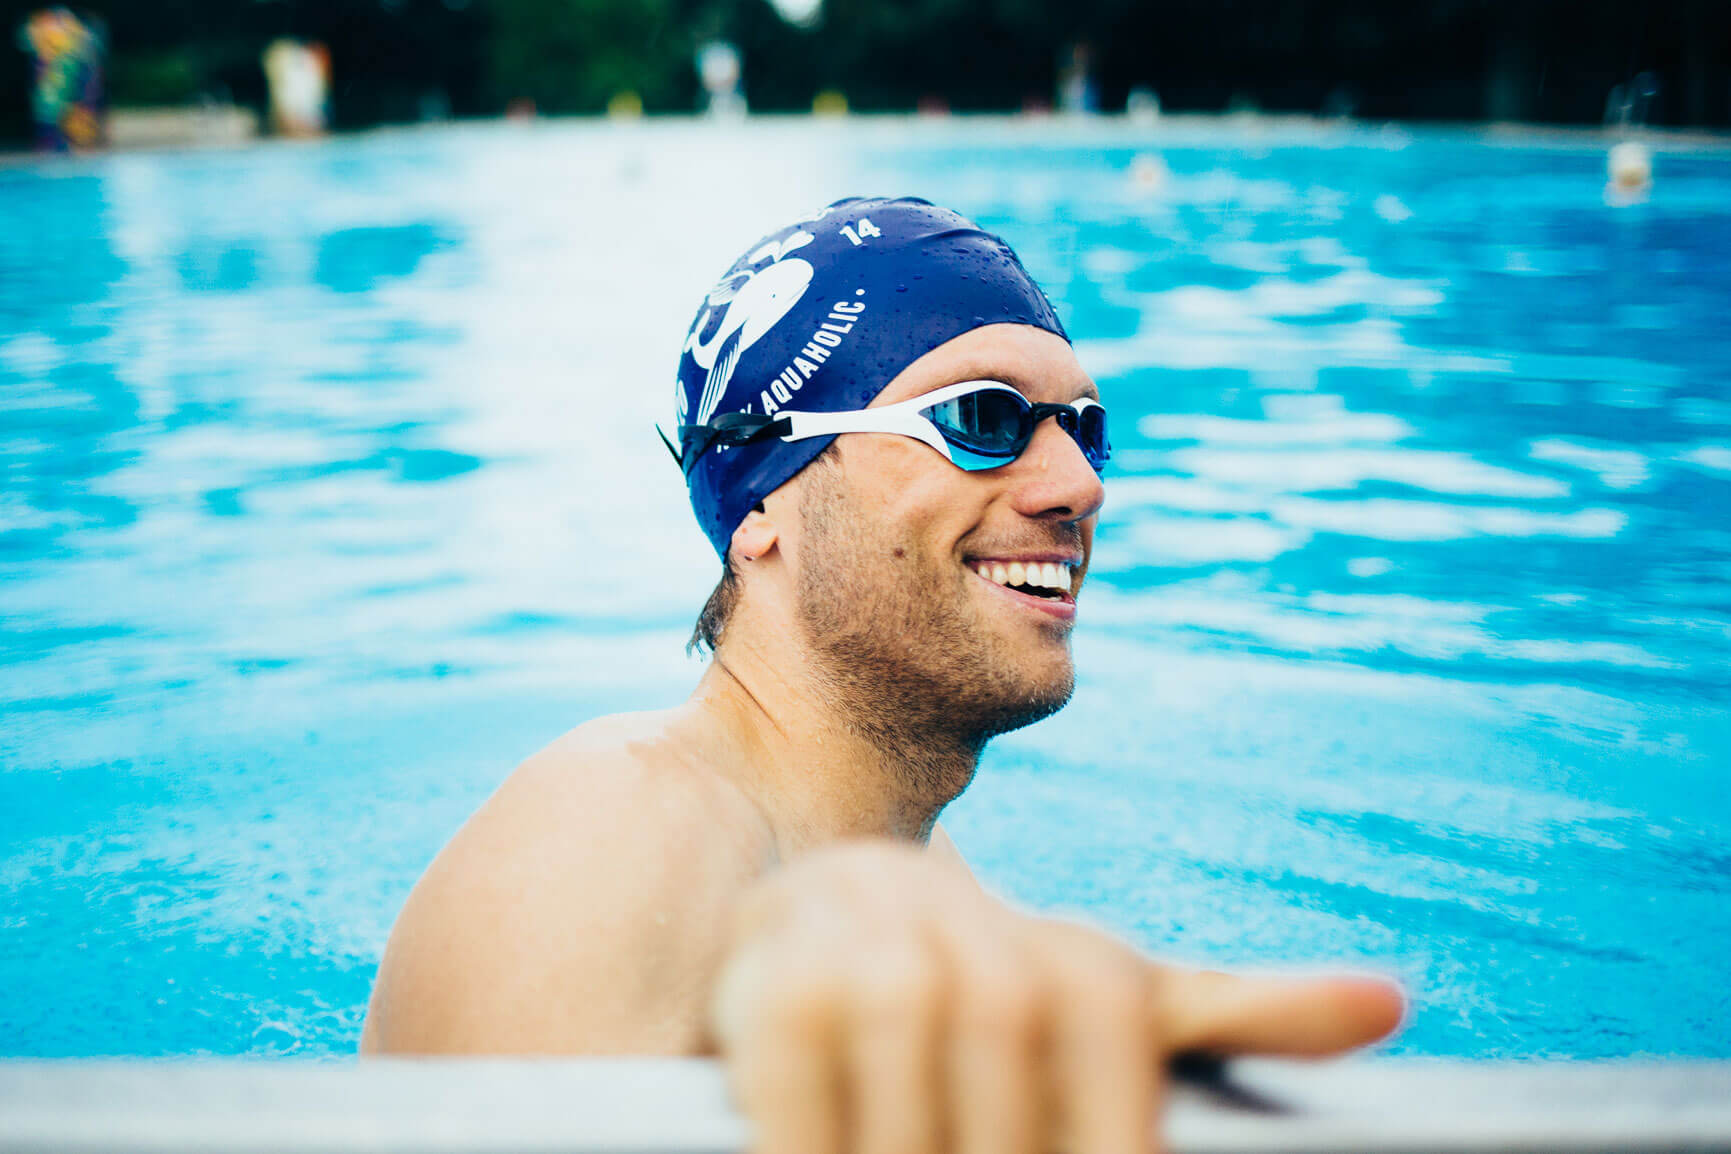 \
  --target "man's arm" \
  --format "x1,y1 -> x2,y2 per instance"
361,725 -> 774,1055
362,732 -> 1402,1150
